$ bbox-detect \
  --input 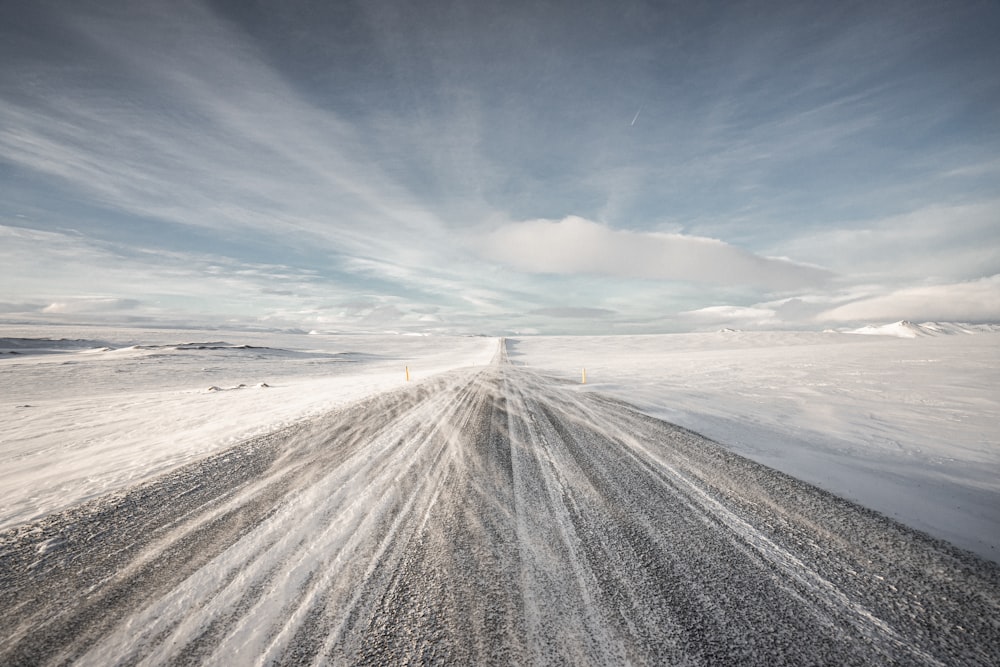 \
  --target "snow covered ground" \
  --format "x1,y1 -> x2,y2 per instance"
508,327 -> 1000,562
0,326 -> 497,530
2,323 -> 998,564
4,339 -> 997,665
